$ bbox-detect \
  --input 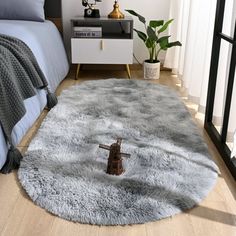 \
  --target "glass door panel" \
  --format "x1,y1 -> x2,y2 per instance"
222,0 -> 236,37
205,0 -> 236,179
